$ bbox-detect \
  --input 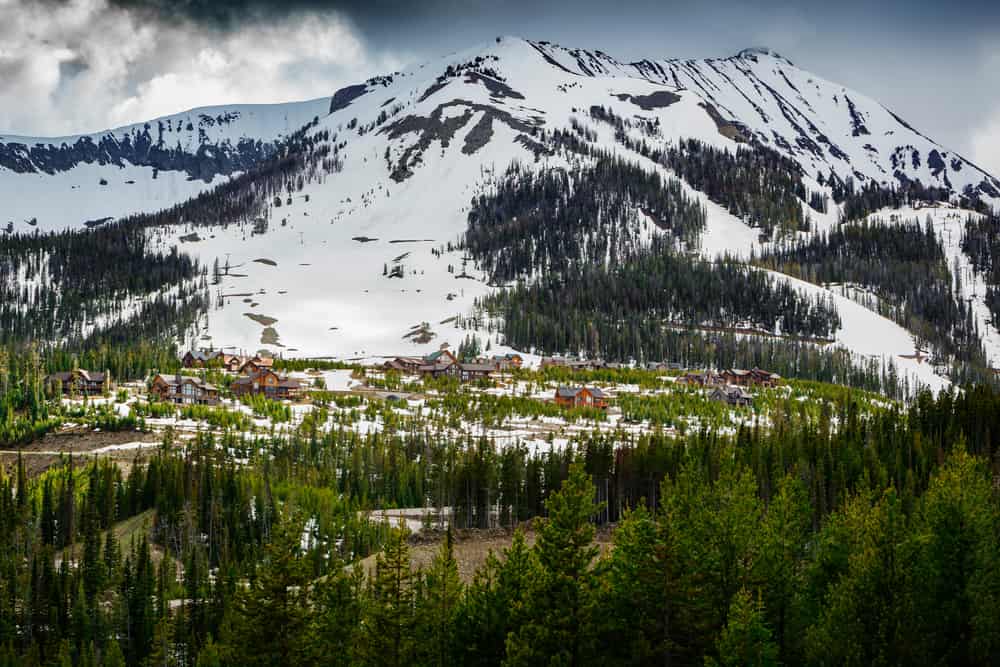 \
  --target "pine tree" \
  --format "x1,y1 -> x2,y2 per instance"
707,589 -> 779,667
504,461 -> 600,666
358,523 -> 416,667
419,527 -> 463,666
230,517 -> 312,667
